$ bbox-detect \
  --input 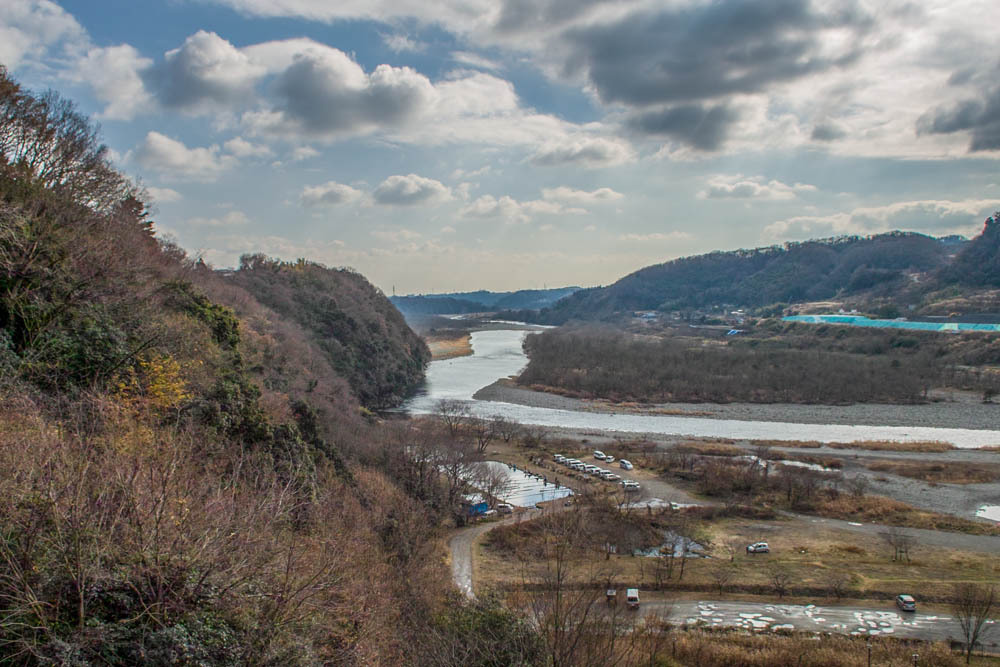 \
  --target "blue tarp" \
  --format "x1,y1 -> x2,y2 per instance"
783,315 -> 1000,333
